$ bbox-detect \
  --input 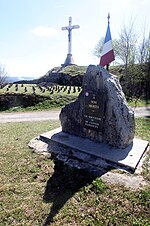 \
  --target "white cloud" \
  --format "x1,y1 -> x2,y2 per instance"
31,26 -> 58,37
